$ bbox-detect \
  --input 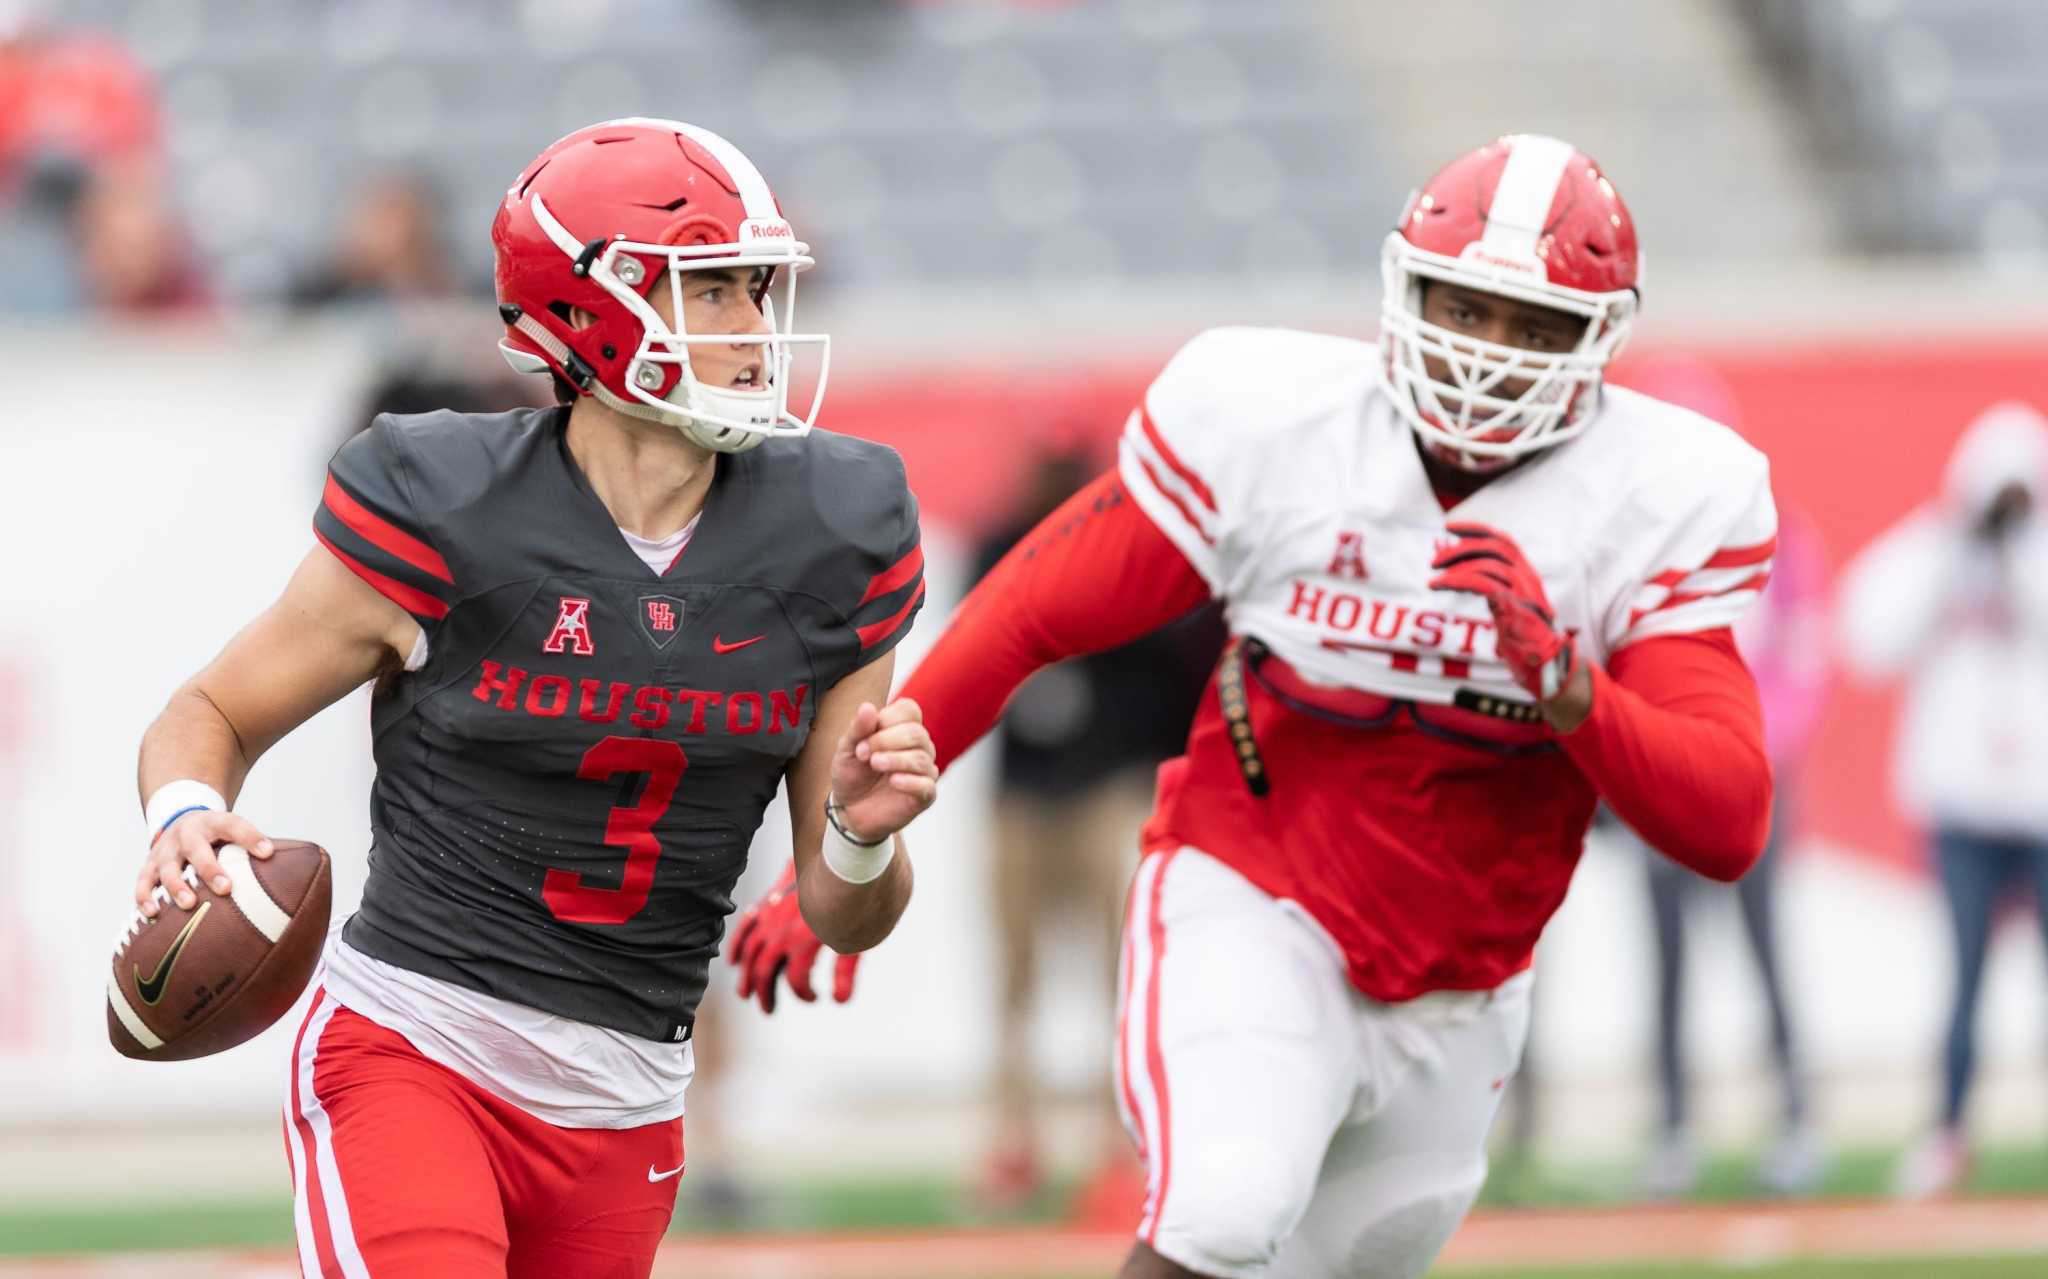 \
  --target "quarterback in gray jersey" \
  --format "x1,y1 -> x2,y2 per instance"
132,119 -> 934,1277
